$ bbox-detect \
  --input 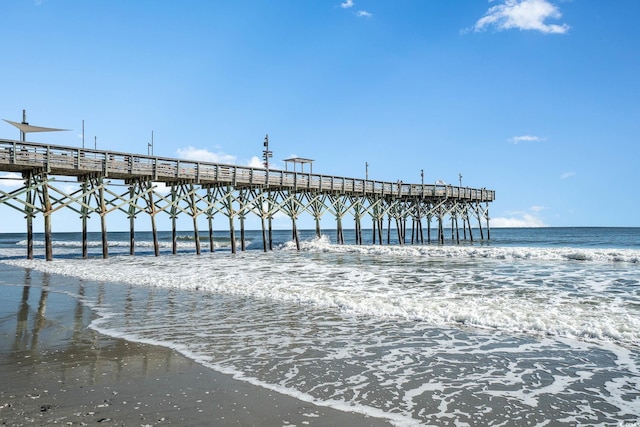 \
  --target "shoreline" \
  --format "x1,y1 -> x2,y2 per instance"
0,267 -> 392,426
